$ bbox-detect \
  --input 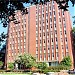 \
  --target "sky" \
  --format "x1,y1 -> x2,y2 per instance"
68,1 -> 75,27
0,1 -> 75,34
